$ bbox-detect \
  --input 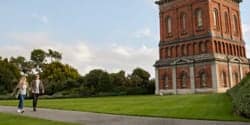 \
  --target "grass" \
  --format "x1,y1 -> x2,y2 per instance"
0,112 -> 77,125
0,93 -> 249,122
